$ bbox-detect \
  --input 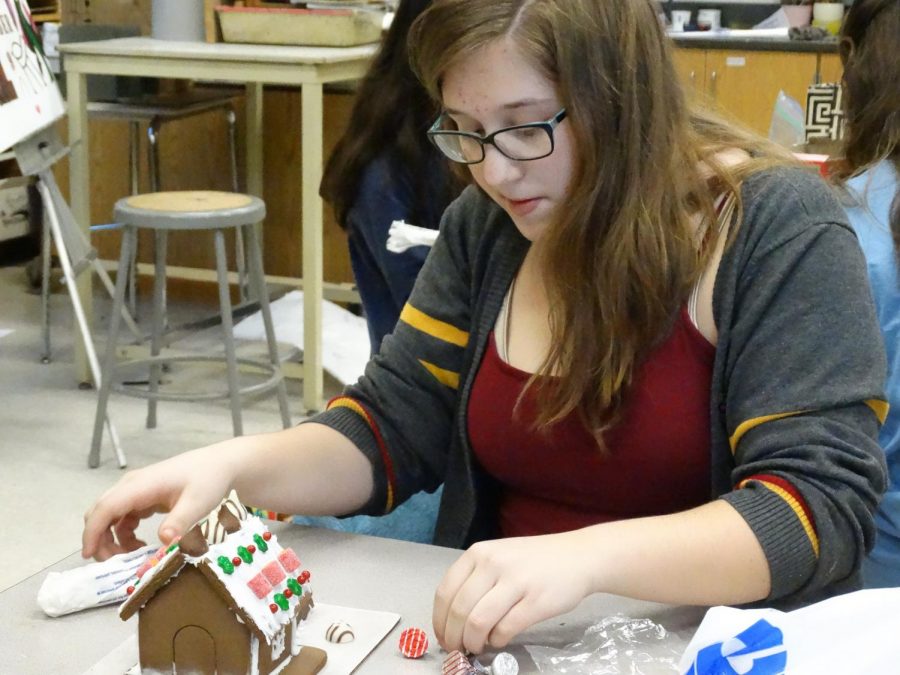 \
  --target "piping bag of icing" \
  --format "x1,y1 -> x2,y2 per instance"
37,545 -> 156,617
